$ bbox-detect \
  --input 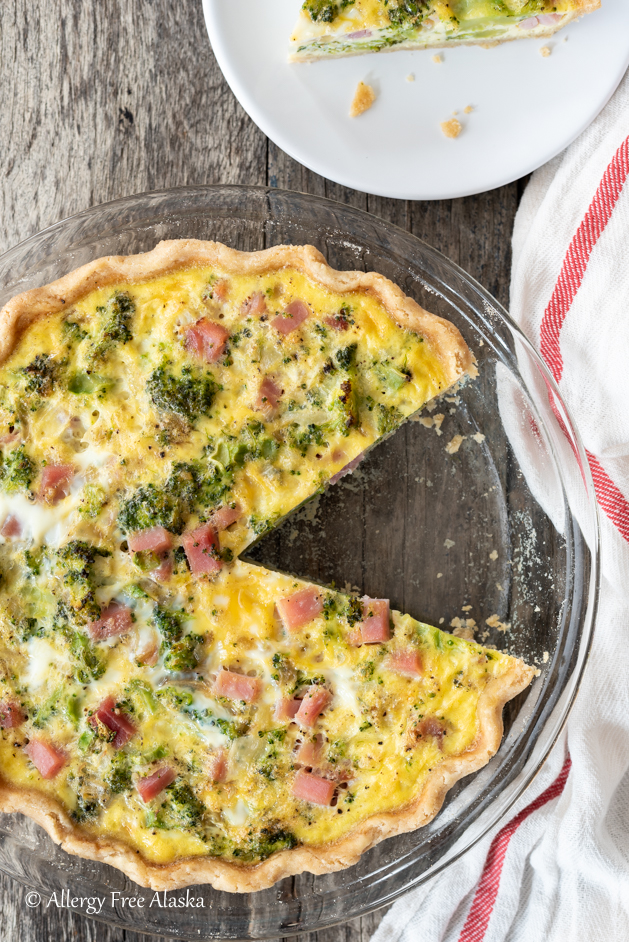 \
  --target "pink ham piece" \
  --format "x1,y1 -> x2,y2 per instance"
182,522 -> 222,574
0,700 -> 25,729
211,279 -> 229,302
90,696 -> 136,748
213,669 -> 261,704
136,766 -> 177,802
241,291 -> 267,317
277,588 -> 324,633
537,13 -> 562,24
0,515 -> 22,539
359,597 -> 390,644
185,318 -> 229,363
151,556 -> 173,583
272,299 -> 310,336
346,29 -> 371,38
255,376 -> 282,416
209,747 -> 228,783
324,312 -> 350,331
39,464 -> 74,504
25,739 -> 67,779
127,526 -> 173,554
519,16 -> 539,28
295,686 -> 332,728
329,452 -> 364,486
88,602 -> 133,642
387,649 -> 423,677
296,737 -> 324,768
276,697 -> 301,722
292,769 -> 335,806
209,503 -> 242,532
